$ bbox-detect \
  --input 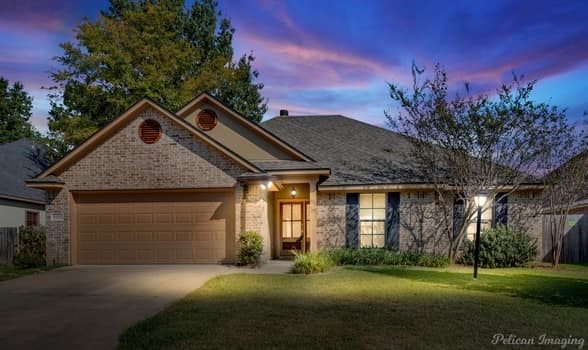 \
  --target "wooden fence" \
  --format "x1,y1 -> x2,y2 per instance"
0,227 -> 19,265
542,214 -> 588,264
